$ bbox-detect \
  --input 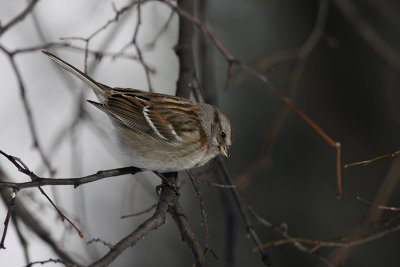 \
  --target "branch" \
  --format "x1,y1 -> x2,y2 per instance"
254,223 -> 400,253
0,190 -> 16,249
170,201 -> 206,266
88,174 -> 179,267
131,0 -> 154,92
333,0 -> 400,70
0,0 -> 40,36
0,167 -> 142,190
0,45 -> 55,176
0,148 -> 142,190
159,0 -> 342,198
216,158 -> 274,266
248,207 -> 335,267
0,170 -> 77,264
174,0 -> 196,99
26,258 -> 66,267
